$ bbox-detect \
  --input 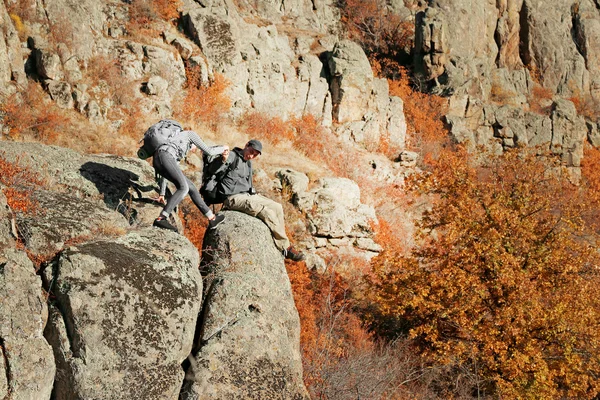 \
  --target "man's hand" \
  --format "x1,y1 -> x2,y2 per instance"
222,146 -> 230,161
